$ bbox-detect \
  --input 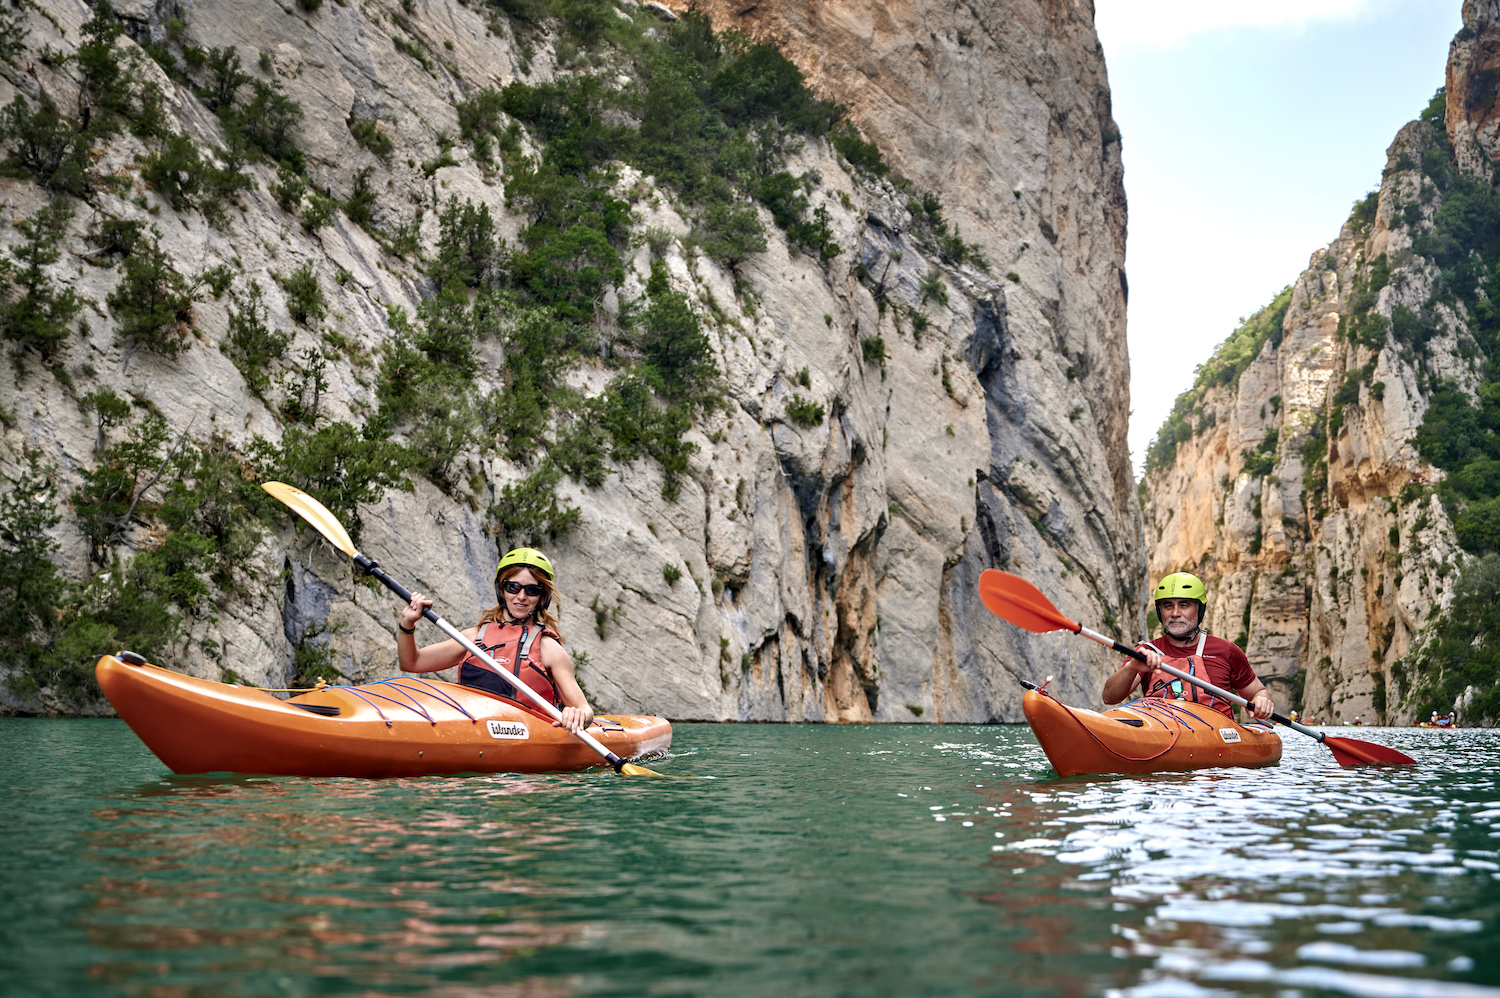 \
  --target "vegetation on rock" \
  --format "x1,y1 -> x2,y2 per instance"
1143,286 -> 1293,475
0,0 -> 907,703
